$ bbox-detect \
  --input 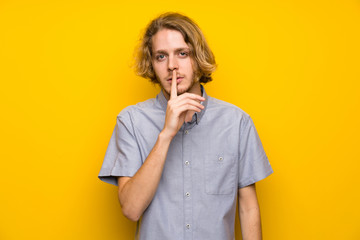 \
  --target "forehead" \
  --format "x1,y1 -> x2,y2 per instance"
151,29 -> 189,52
